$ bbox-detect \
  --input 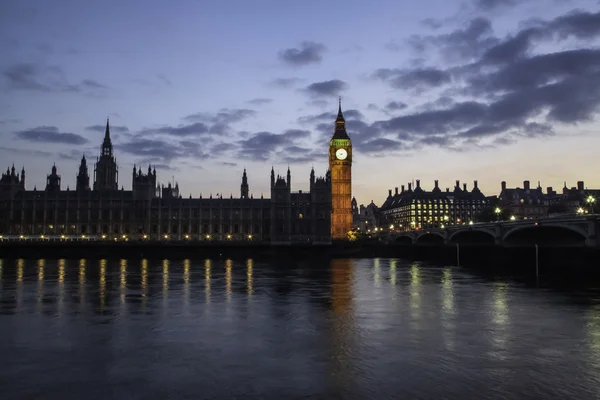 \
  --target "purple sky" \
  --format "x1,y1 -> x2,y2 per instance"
1,0 -> 599,205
